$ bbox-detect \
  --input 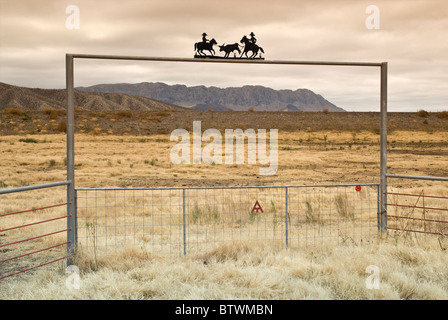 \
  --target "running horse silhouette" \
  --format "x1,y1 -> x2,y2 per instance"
195,38 -> 218,56
240,35 -> 264,58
